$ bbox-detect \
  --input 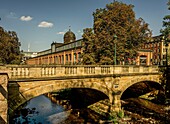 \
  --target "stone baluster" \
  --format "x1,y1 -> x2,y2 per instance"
49,67 -> 51,75
45,68 -> 48,75
41,68 -> 44,76
25,68 -> 29,77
